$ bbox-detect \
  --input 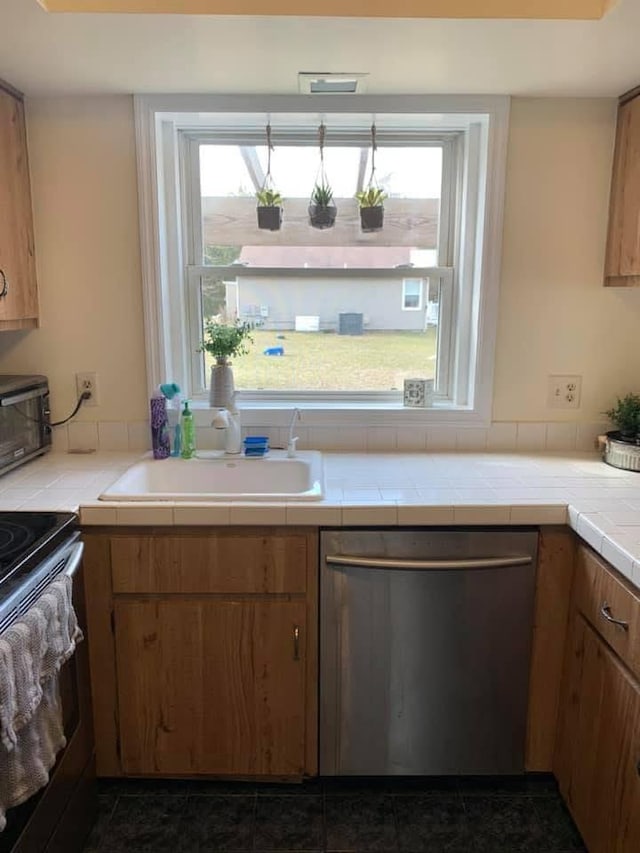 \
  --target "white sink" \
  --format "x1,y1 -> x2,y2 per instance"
99,450 -> 324,502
